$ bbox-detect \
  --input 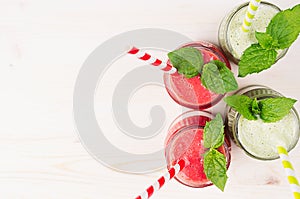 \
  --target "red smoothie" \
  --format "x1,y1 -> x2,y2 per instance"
165,111 -> 231,188
164,41 -> 231,109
